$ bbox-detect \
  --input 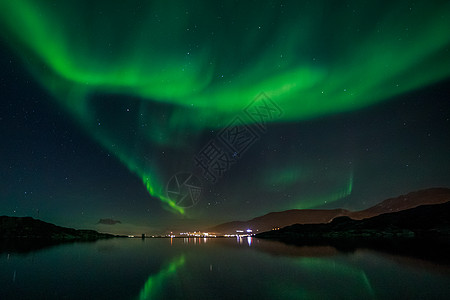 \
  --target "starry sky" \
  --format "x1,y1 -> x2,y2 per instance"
1,0 -> 449,234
